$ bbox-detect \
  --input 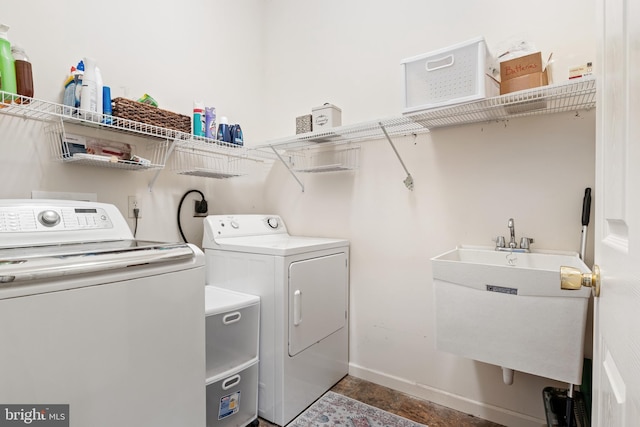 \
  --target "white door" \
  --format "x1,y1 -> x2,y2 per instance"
288,253 -> 347,356
593,0 -> 640,424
